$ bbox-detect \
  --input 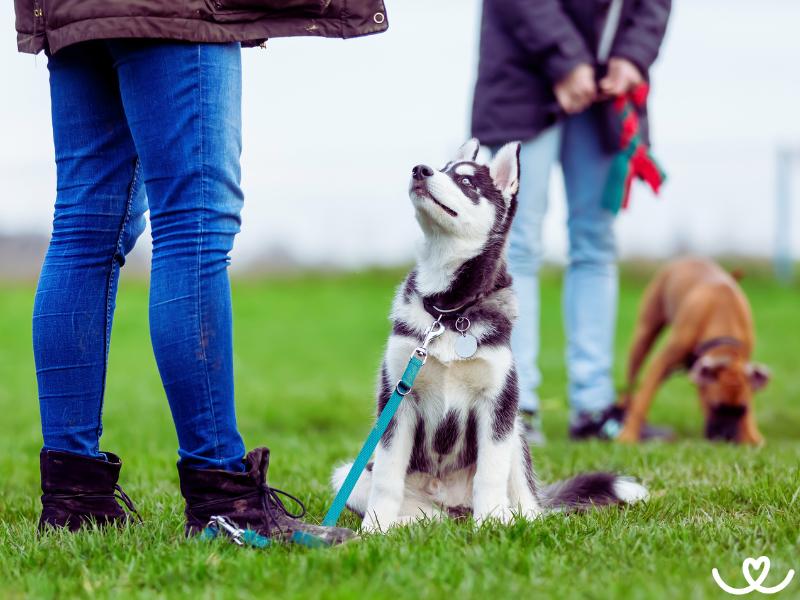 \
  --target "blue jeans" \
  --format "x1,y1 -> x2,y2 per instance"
508,110 -> 618,418
34,40 -> 246,471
